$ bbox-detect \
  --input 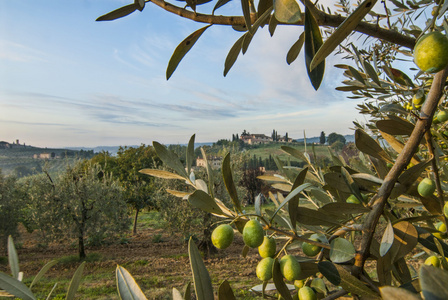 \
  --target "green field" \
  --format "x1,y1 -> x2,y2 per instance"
246,143 -> 332,162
